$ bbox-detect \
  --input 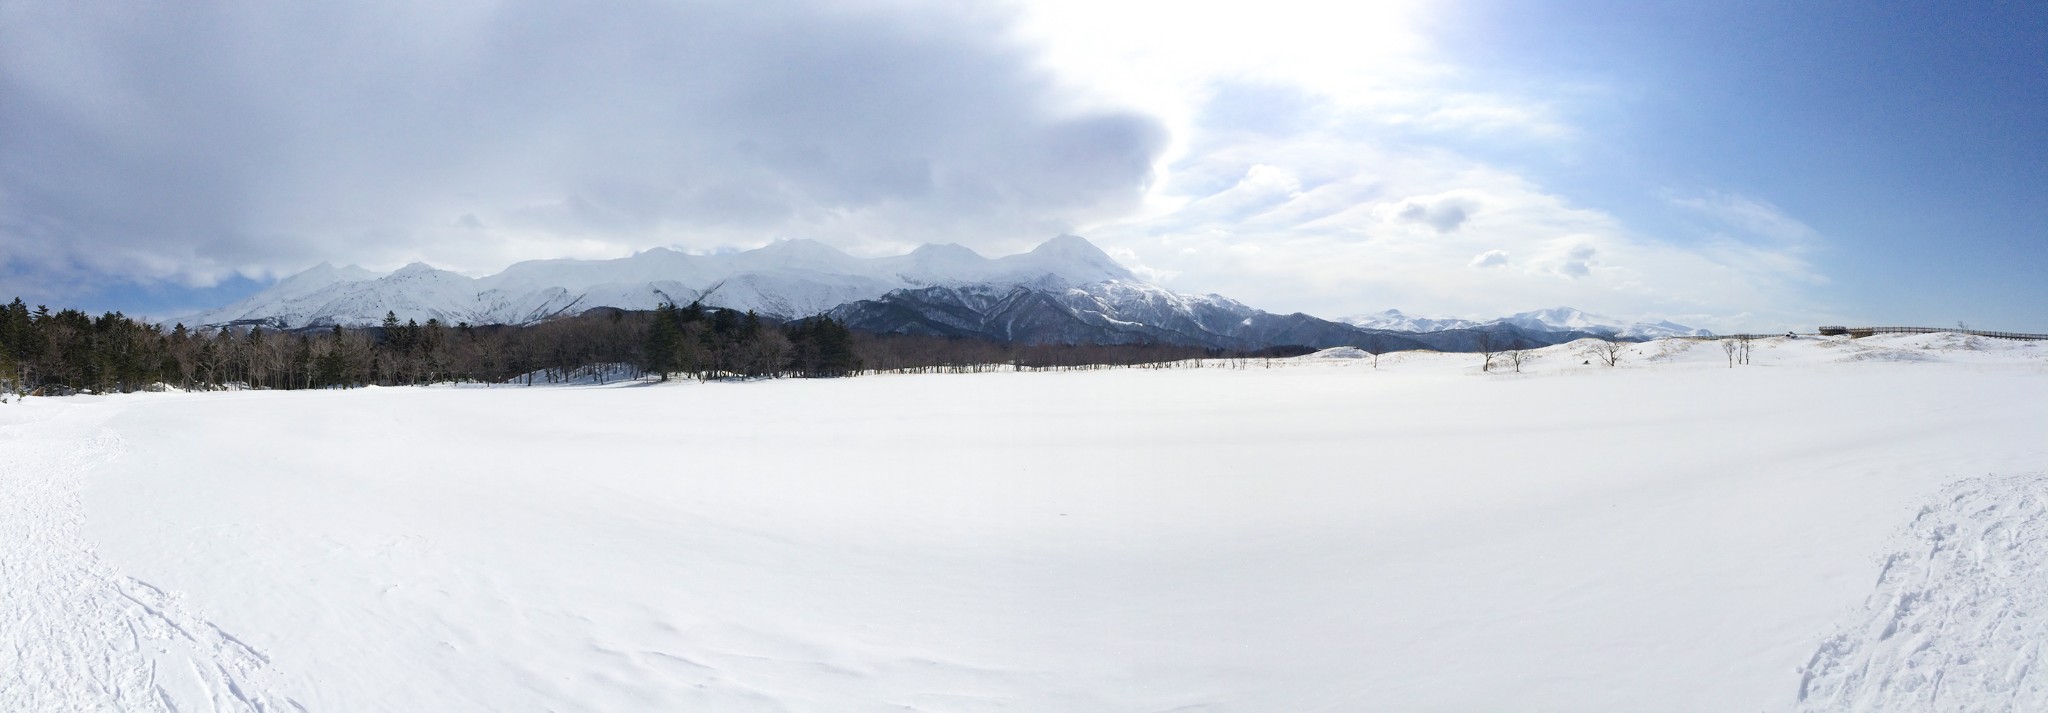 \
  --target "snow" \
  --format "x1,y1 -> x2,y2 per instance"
503,363 -> 648,386
1294,346 -> 1374,359
1795,472 -> 2048,710
3,335 -> 2045,711
1491,306 -> 1714,339
179,235 -> 1142,329
1341,306 -> 1713,338
0,401 -> 297,711
1338,307 -> 1483,332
